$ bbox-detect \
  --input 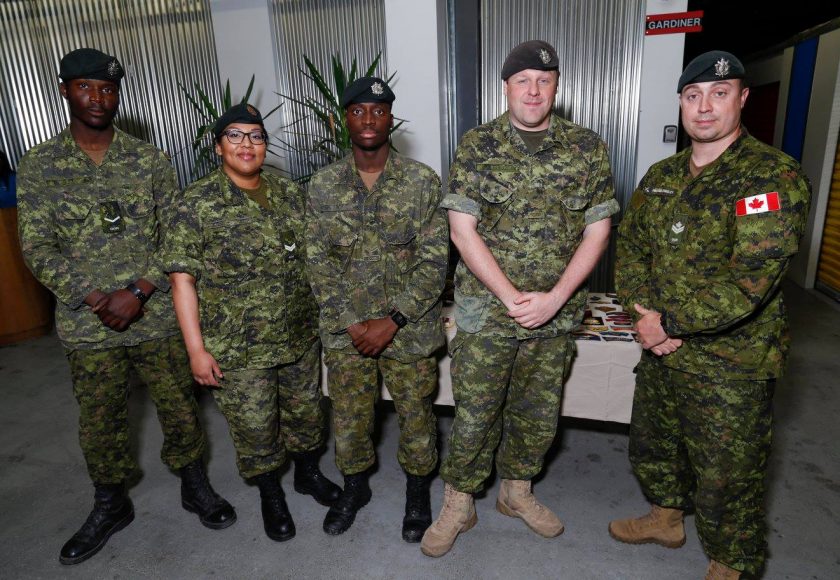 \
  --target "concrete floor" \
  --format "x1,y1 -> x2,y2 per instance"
1,281 -> 838,579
